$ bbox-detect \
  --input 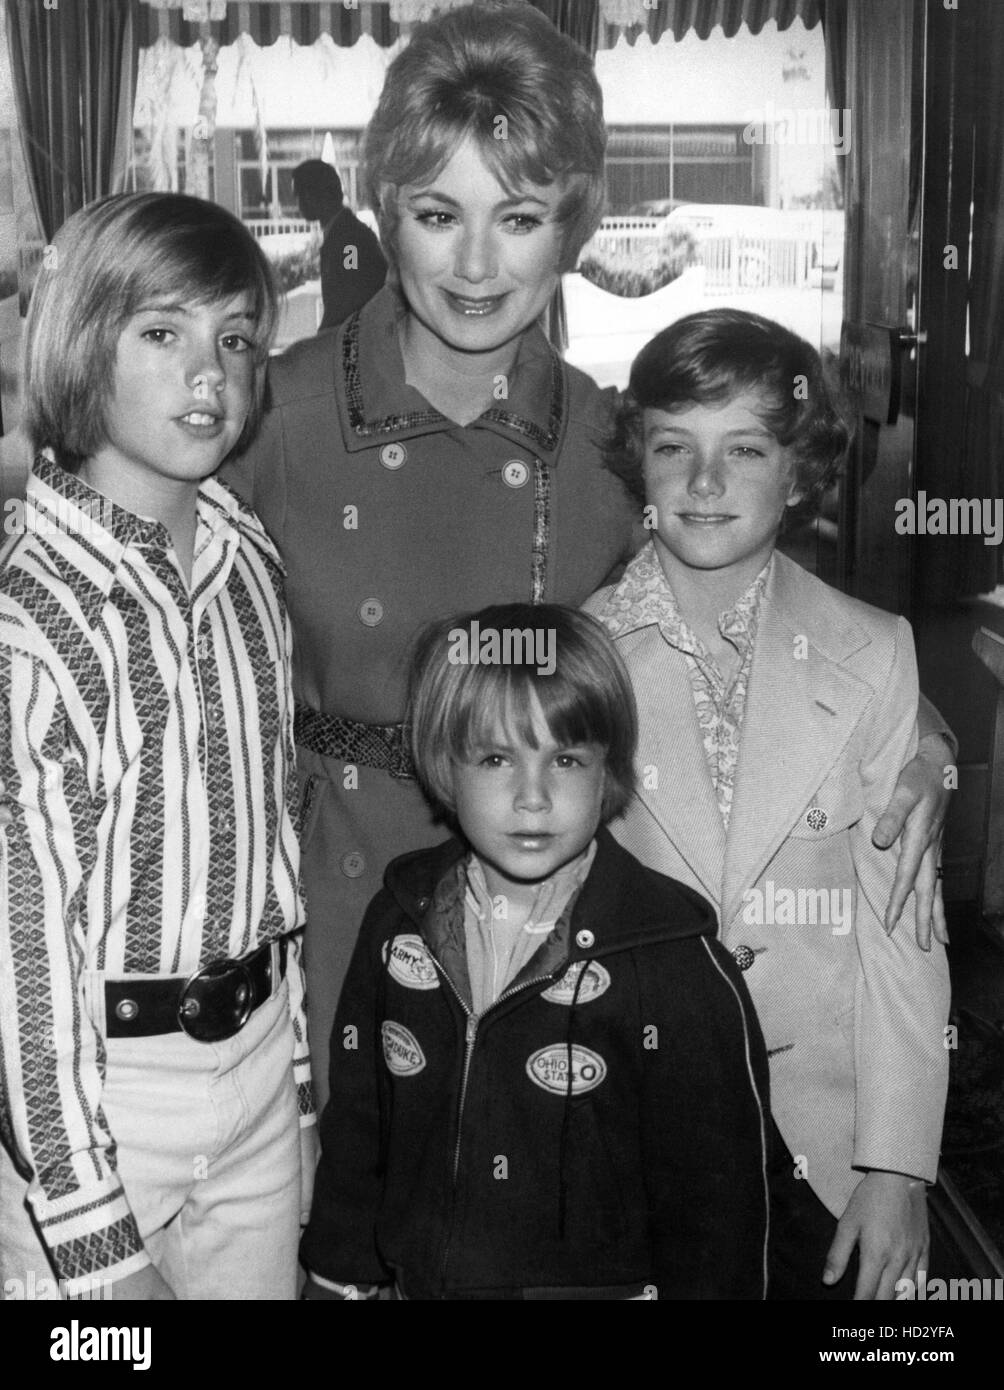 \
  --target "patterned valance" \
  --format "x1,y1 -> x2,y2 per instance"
135,0 -> 820,50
